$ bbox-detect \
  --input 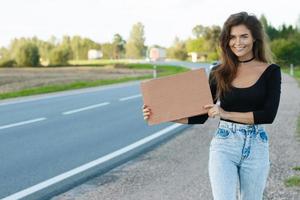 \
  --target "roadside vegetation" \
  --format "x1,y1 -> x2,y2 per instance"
0,15 -> 299,107
0,12 -> 300,190
0,62 -> 188,99
285,167 -> 300,187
